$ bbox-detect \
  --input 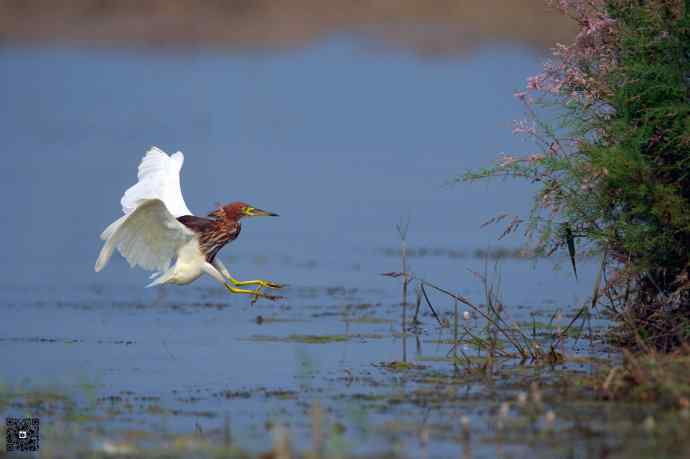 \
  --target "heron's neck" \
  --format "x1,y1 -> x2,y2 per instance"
217,217 -> 241,231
